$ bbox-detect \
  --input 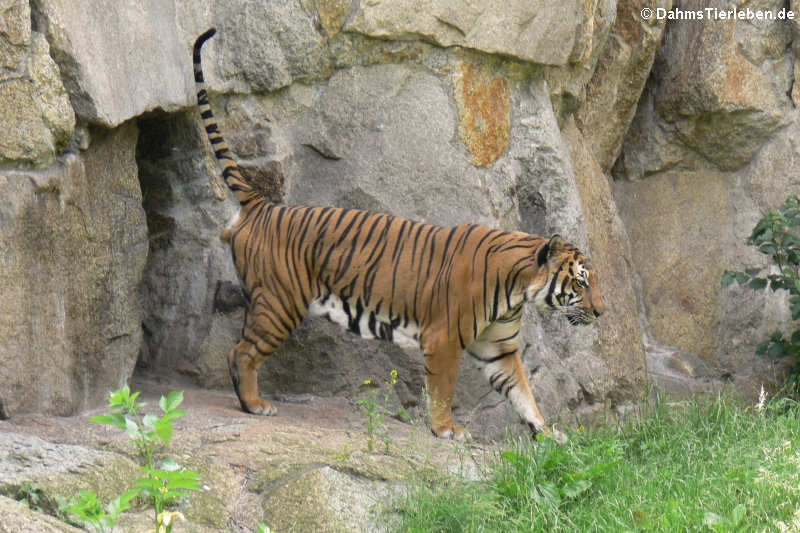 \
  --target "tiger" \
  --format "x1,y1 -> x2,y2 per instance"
193,28 -> 605,442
